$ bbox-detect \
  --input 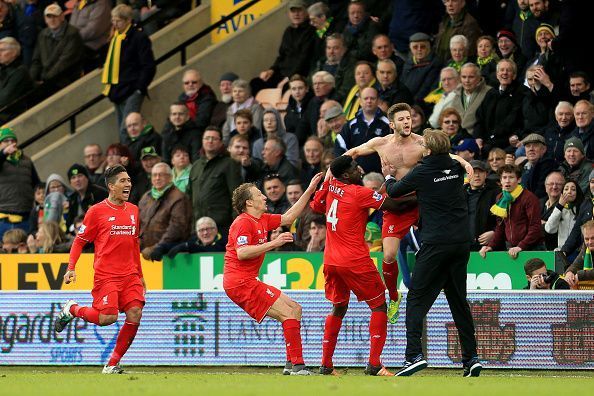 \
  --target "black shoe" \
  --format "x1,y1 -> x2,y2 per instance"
319,365 -> 339,376
282,361 -> 292,375
290,364 -> 312,376
394,354 -> 428,377
463,358 -> 482,377
364,364 -> 394,376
